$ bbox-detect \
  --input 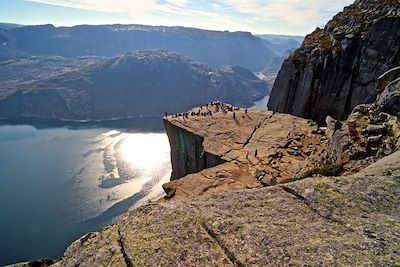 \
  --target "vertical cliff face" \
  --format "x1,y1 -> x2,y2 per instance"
268,0 -> 400,124
163,119 -> 224,180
